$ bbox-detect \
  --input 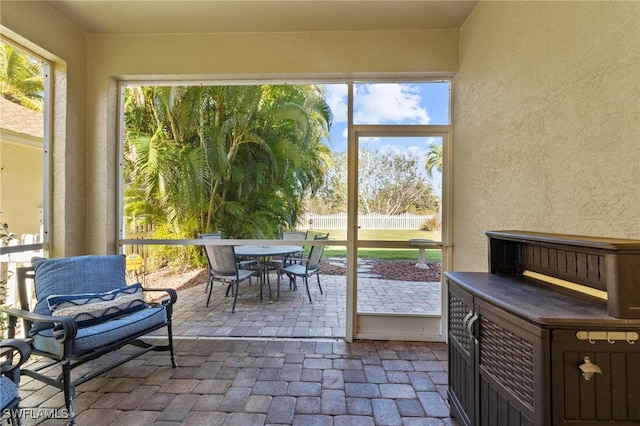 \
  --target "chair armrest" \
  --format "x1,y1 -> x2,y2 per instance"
0,339 -> 32,375
1,307 -> 78,343
141,288 -> 177,307
290,256 -> 309,265
142,288 -> 177,319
